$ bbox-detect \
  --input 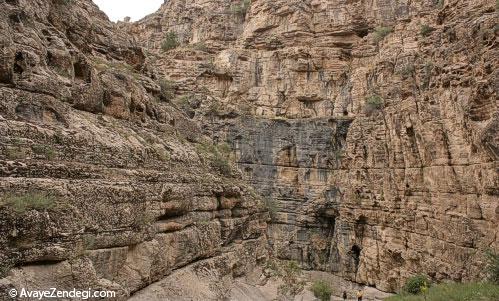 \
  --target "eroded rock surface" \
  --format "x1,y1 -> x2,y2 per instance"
0,0 -> 497,299
126,0 -> 499,293
0,0 -> 267,299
